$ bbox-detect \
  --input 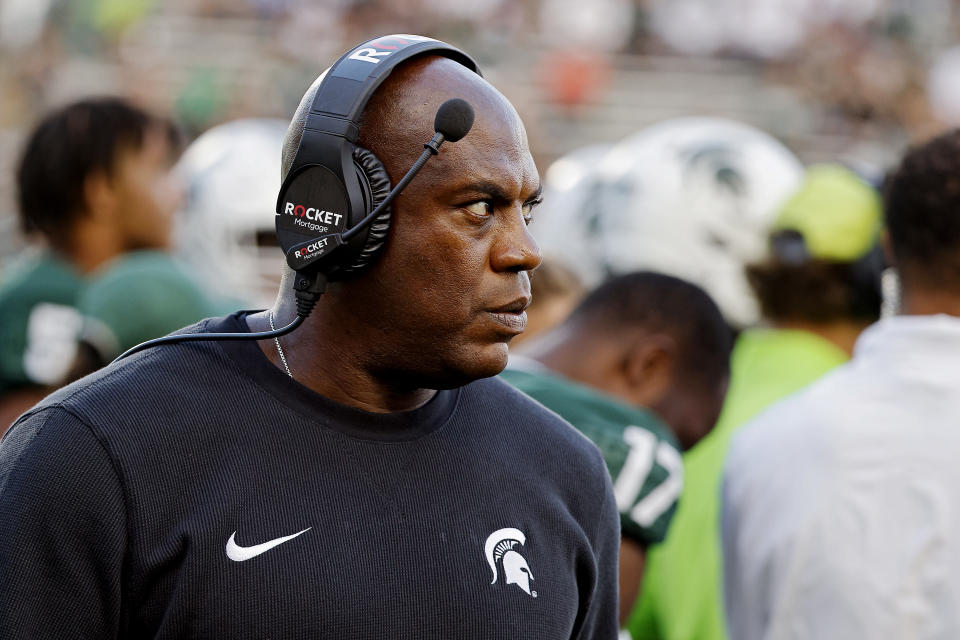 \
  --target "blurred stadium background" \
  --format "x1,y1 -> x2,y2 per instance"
1,0 -> 958,263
